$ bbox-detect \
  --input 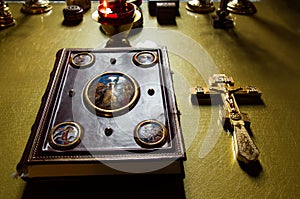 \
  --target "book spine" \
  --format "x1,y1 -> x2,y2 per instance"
16,49 -> 66,179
